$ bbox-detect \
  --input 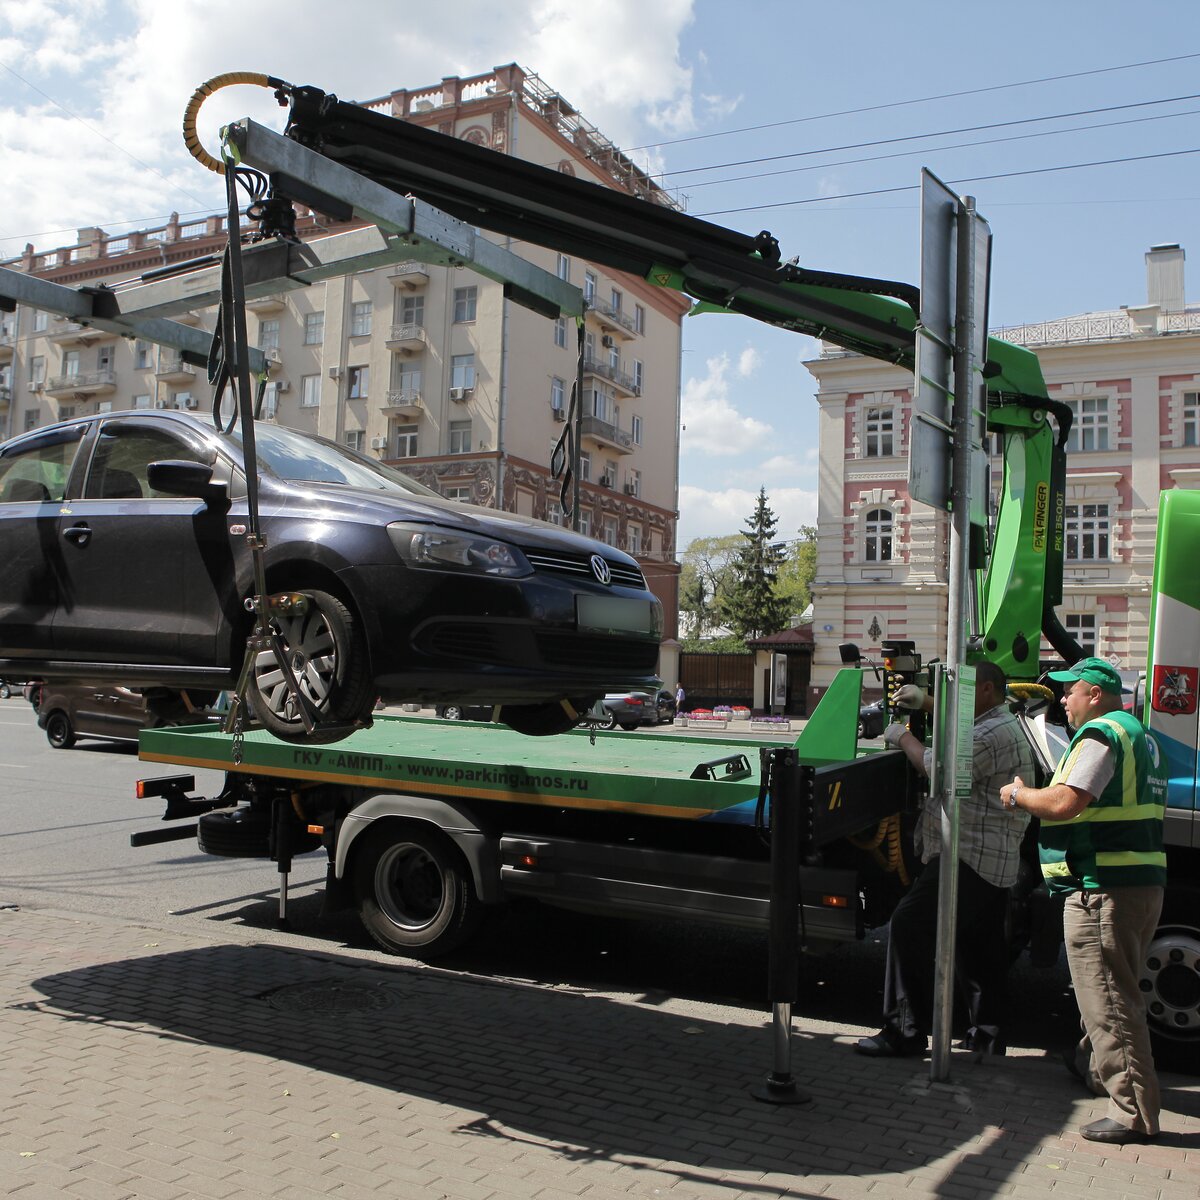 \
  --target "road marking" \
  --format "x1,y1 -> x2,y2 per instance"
0,762 -> 29,769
